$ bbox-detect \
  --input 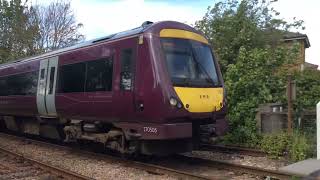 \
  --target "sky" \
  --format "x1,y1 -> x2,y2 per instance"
35,0 -> 319,67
